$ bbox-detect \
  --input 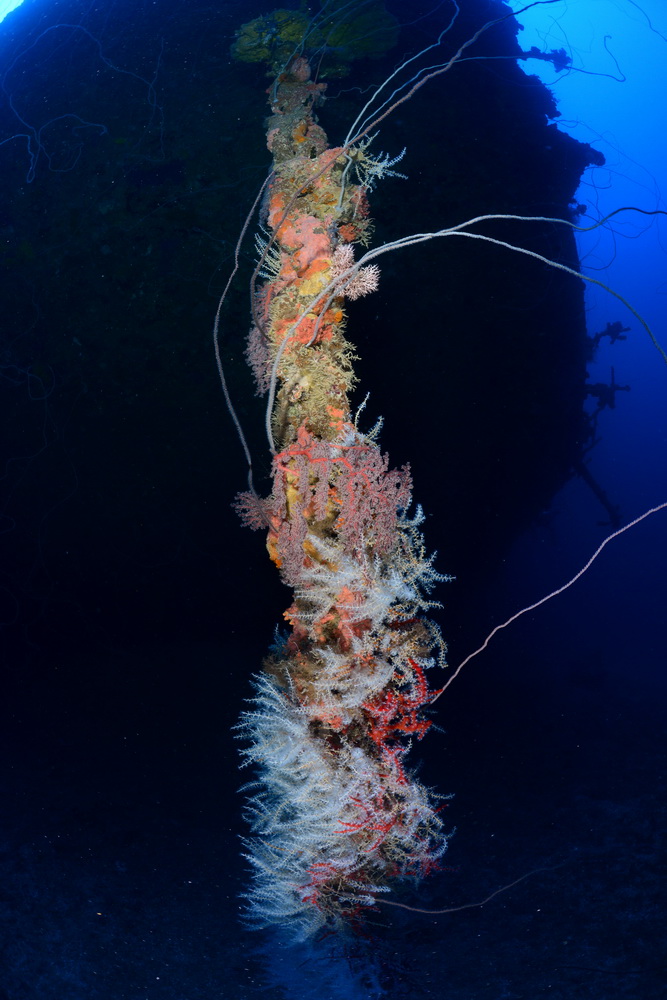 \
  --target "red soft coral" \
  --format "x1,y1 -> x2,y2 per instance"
334,442 -> 411,556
